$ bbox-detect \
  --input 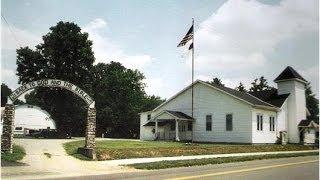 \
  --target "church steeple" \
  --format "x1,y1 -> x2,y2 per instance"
274,66 -> 307,84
